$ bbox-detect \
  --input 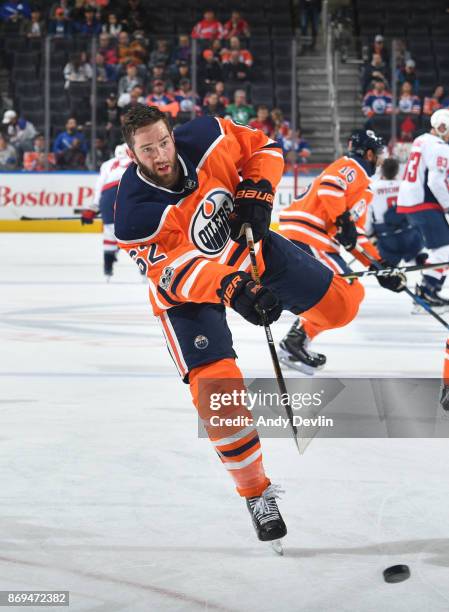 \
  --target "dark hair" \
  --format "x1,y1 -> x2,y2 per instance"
121,104 -> 171,149
382,157 -> 399,180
